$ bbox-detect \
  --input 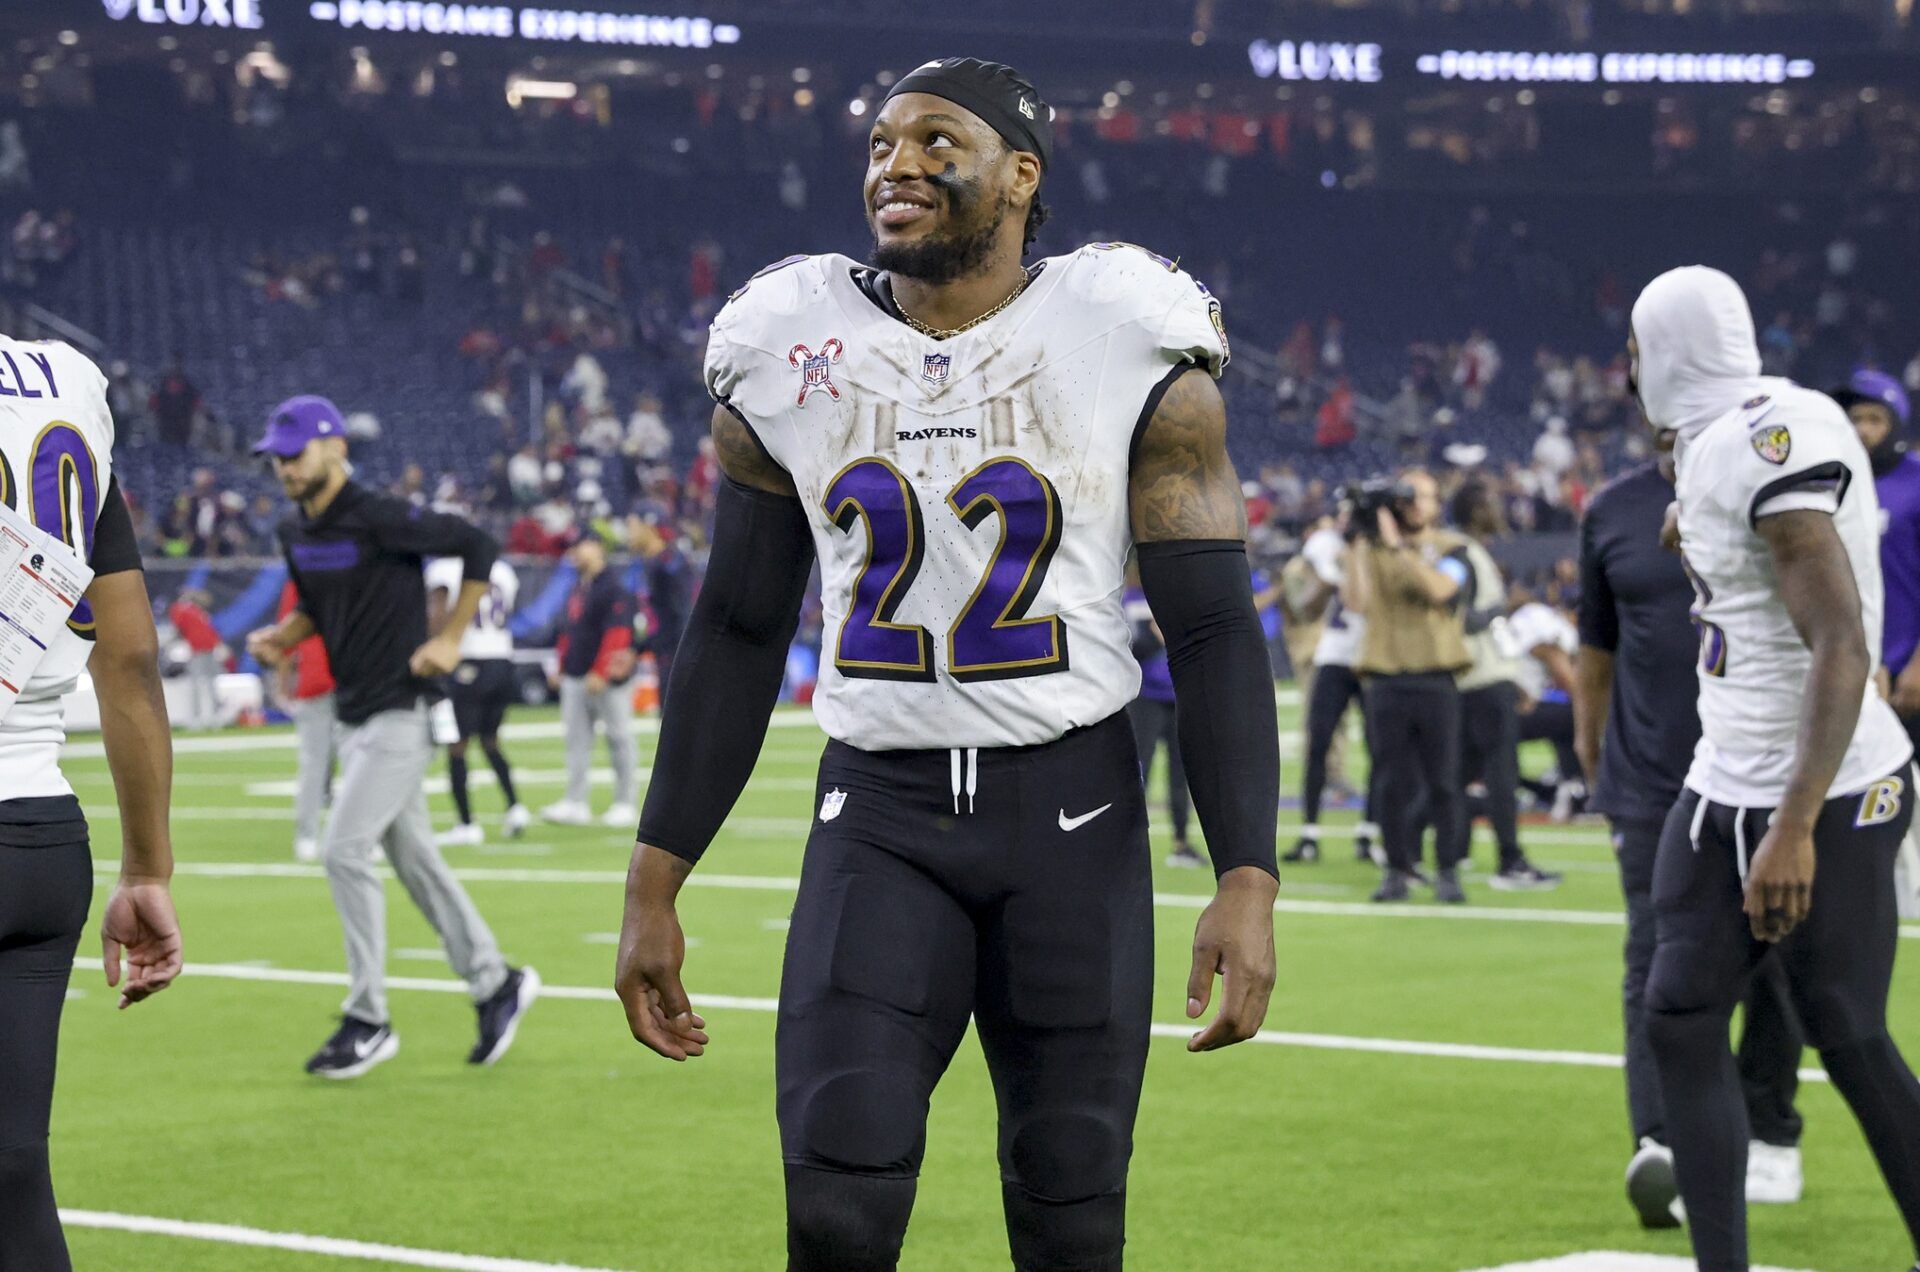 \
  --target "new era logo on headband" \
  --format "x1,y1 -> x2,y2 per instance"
1019,98 -> 1035,119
